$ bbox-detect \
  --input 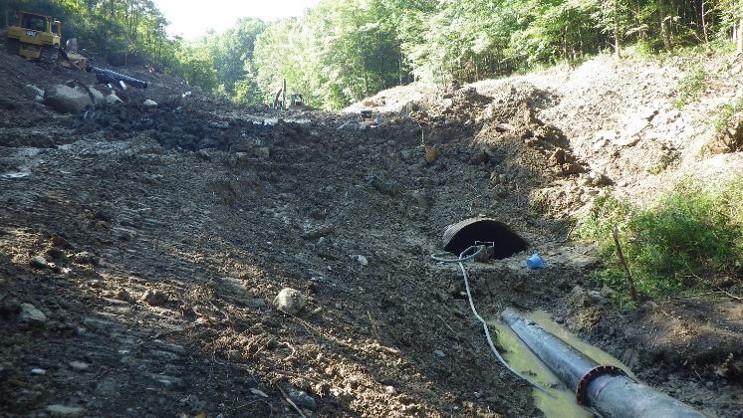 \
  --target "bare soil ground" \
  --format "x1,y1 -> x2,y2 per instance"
1,49 -> 741,417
